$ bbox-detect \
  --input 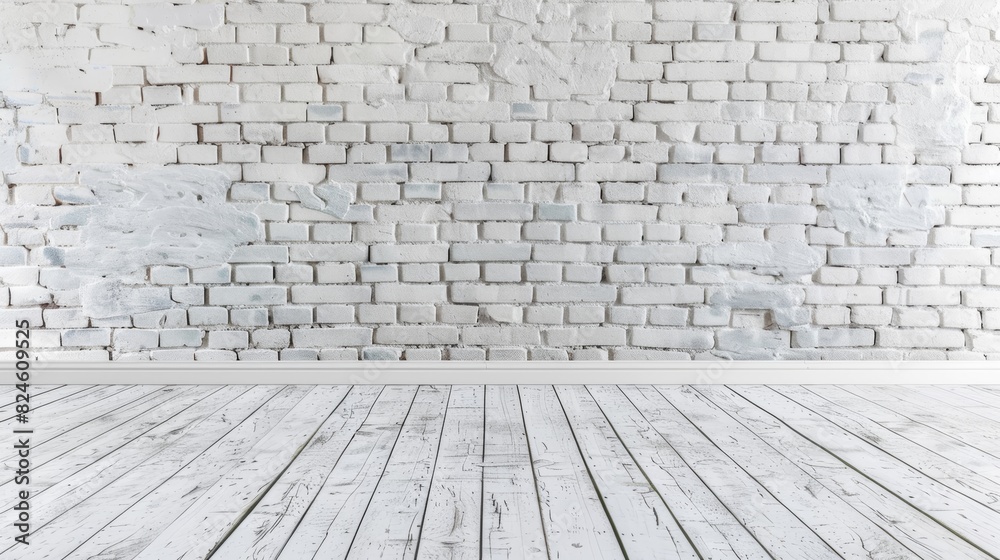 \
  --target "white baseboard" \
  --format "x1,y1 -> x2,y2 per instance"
5,360 -> 998,384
